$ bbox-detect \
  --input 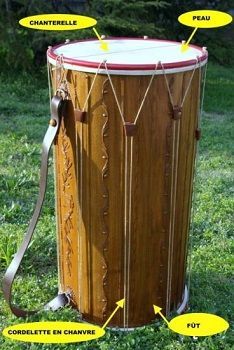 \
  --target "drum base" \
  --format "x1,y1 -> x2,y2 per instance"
112,285 -> 189,331
114,285 -> 189,332
67,285 -> 189,331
